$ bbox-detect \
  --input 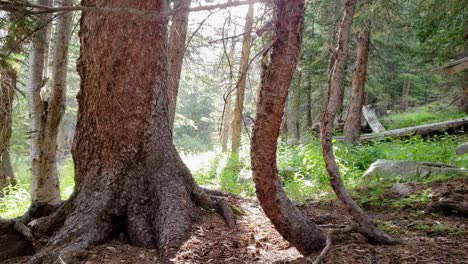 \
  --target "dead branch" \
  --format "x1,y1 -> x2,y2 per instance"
0,0 -> 272,17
